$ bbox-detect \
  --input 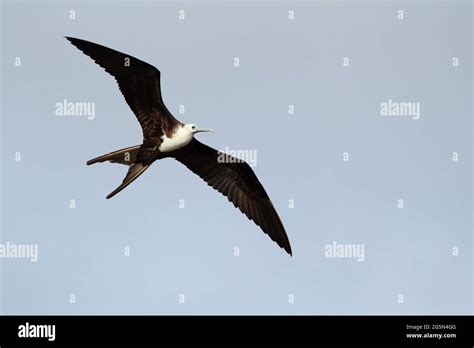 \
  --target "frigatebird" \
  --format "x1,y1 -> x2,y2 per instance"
66,37 -> 292,255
